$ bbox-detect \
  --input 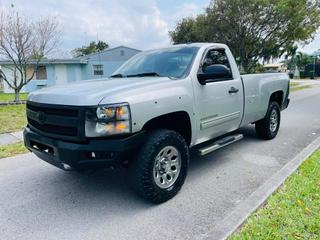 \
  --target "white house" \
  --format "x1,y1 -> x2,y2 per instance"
263,63 -> 287,73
